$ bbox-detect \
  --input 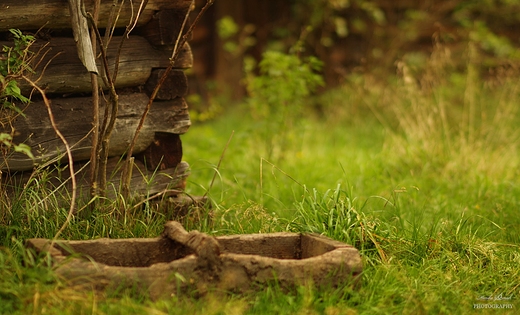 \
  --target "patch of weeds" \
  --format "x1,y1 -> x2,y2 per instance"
289,184 -> 391,265
244,48 -> 323,161
215,201 -> 282,235
0,238 -> 57,314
